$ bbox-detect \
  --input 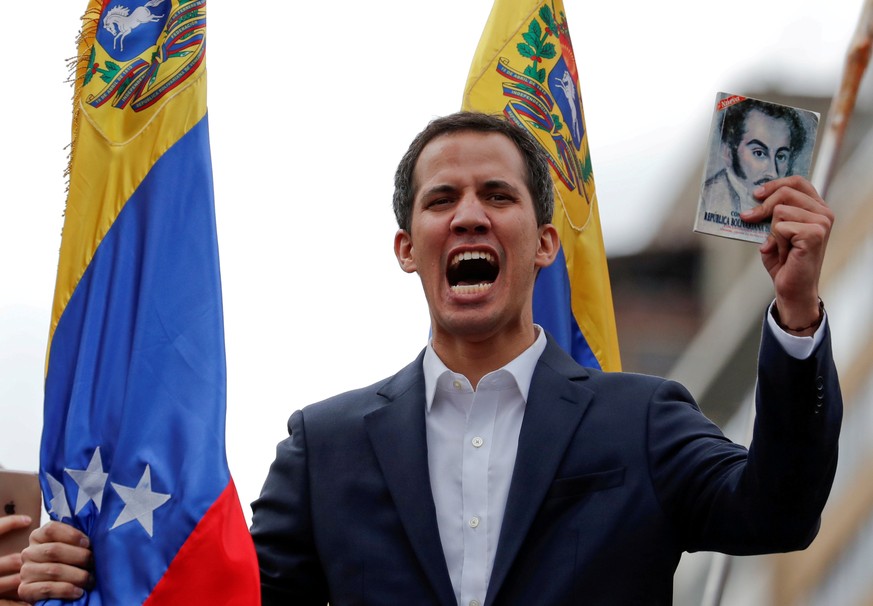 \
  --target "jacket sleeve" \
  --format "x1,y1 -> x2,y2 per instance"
649,319 -> 842,555
250,410 -> 329,606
